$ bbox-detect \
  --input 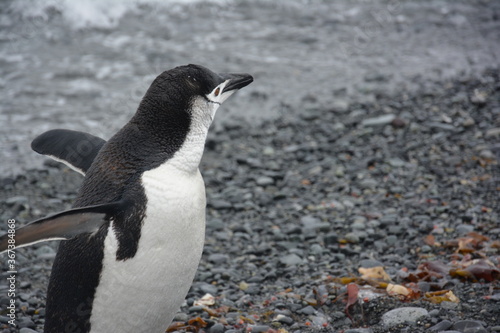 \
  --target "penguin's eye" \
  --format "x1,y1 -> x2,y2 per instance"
214,87 -> 220,96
